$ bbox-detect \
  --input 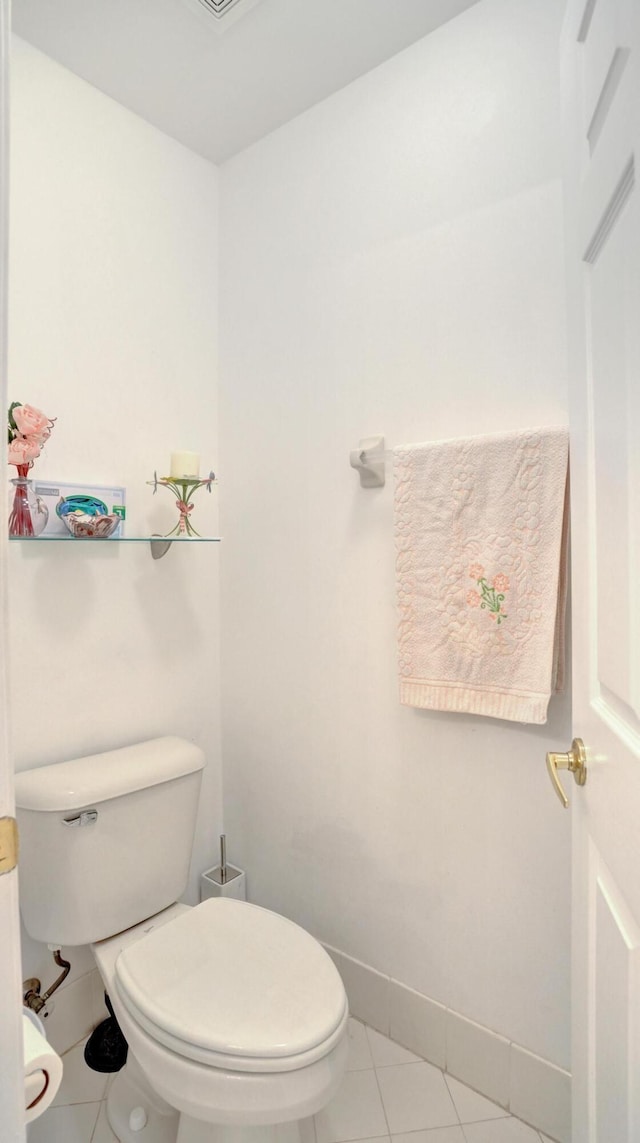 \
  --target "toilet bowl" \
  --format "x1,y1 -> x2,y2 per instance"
14,737 -> 349,1143
93,899 -> 348,1136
